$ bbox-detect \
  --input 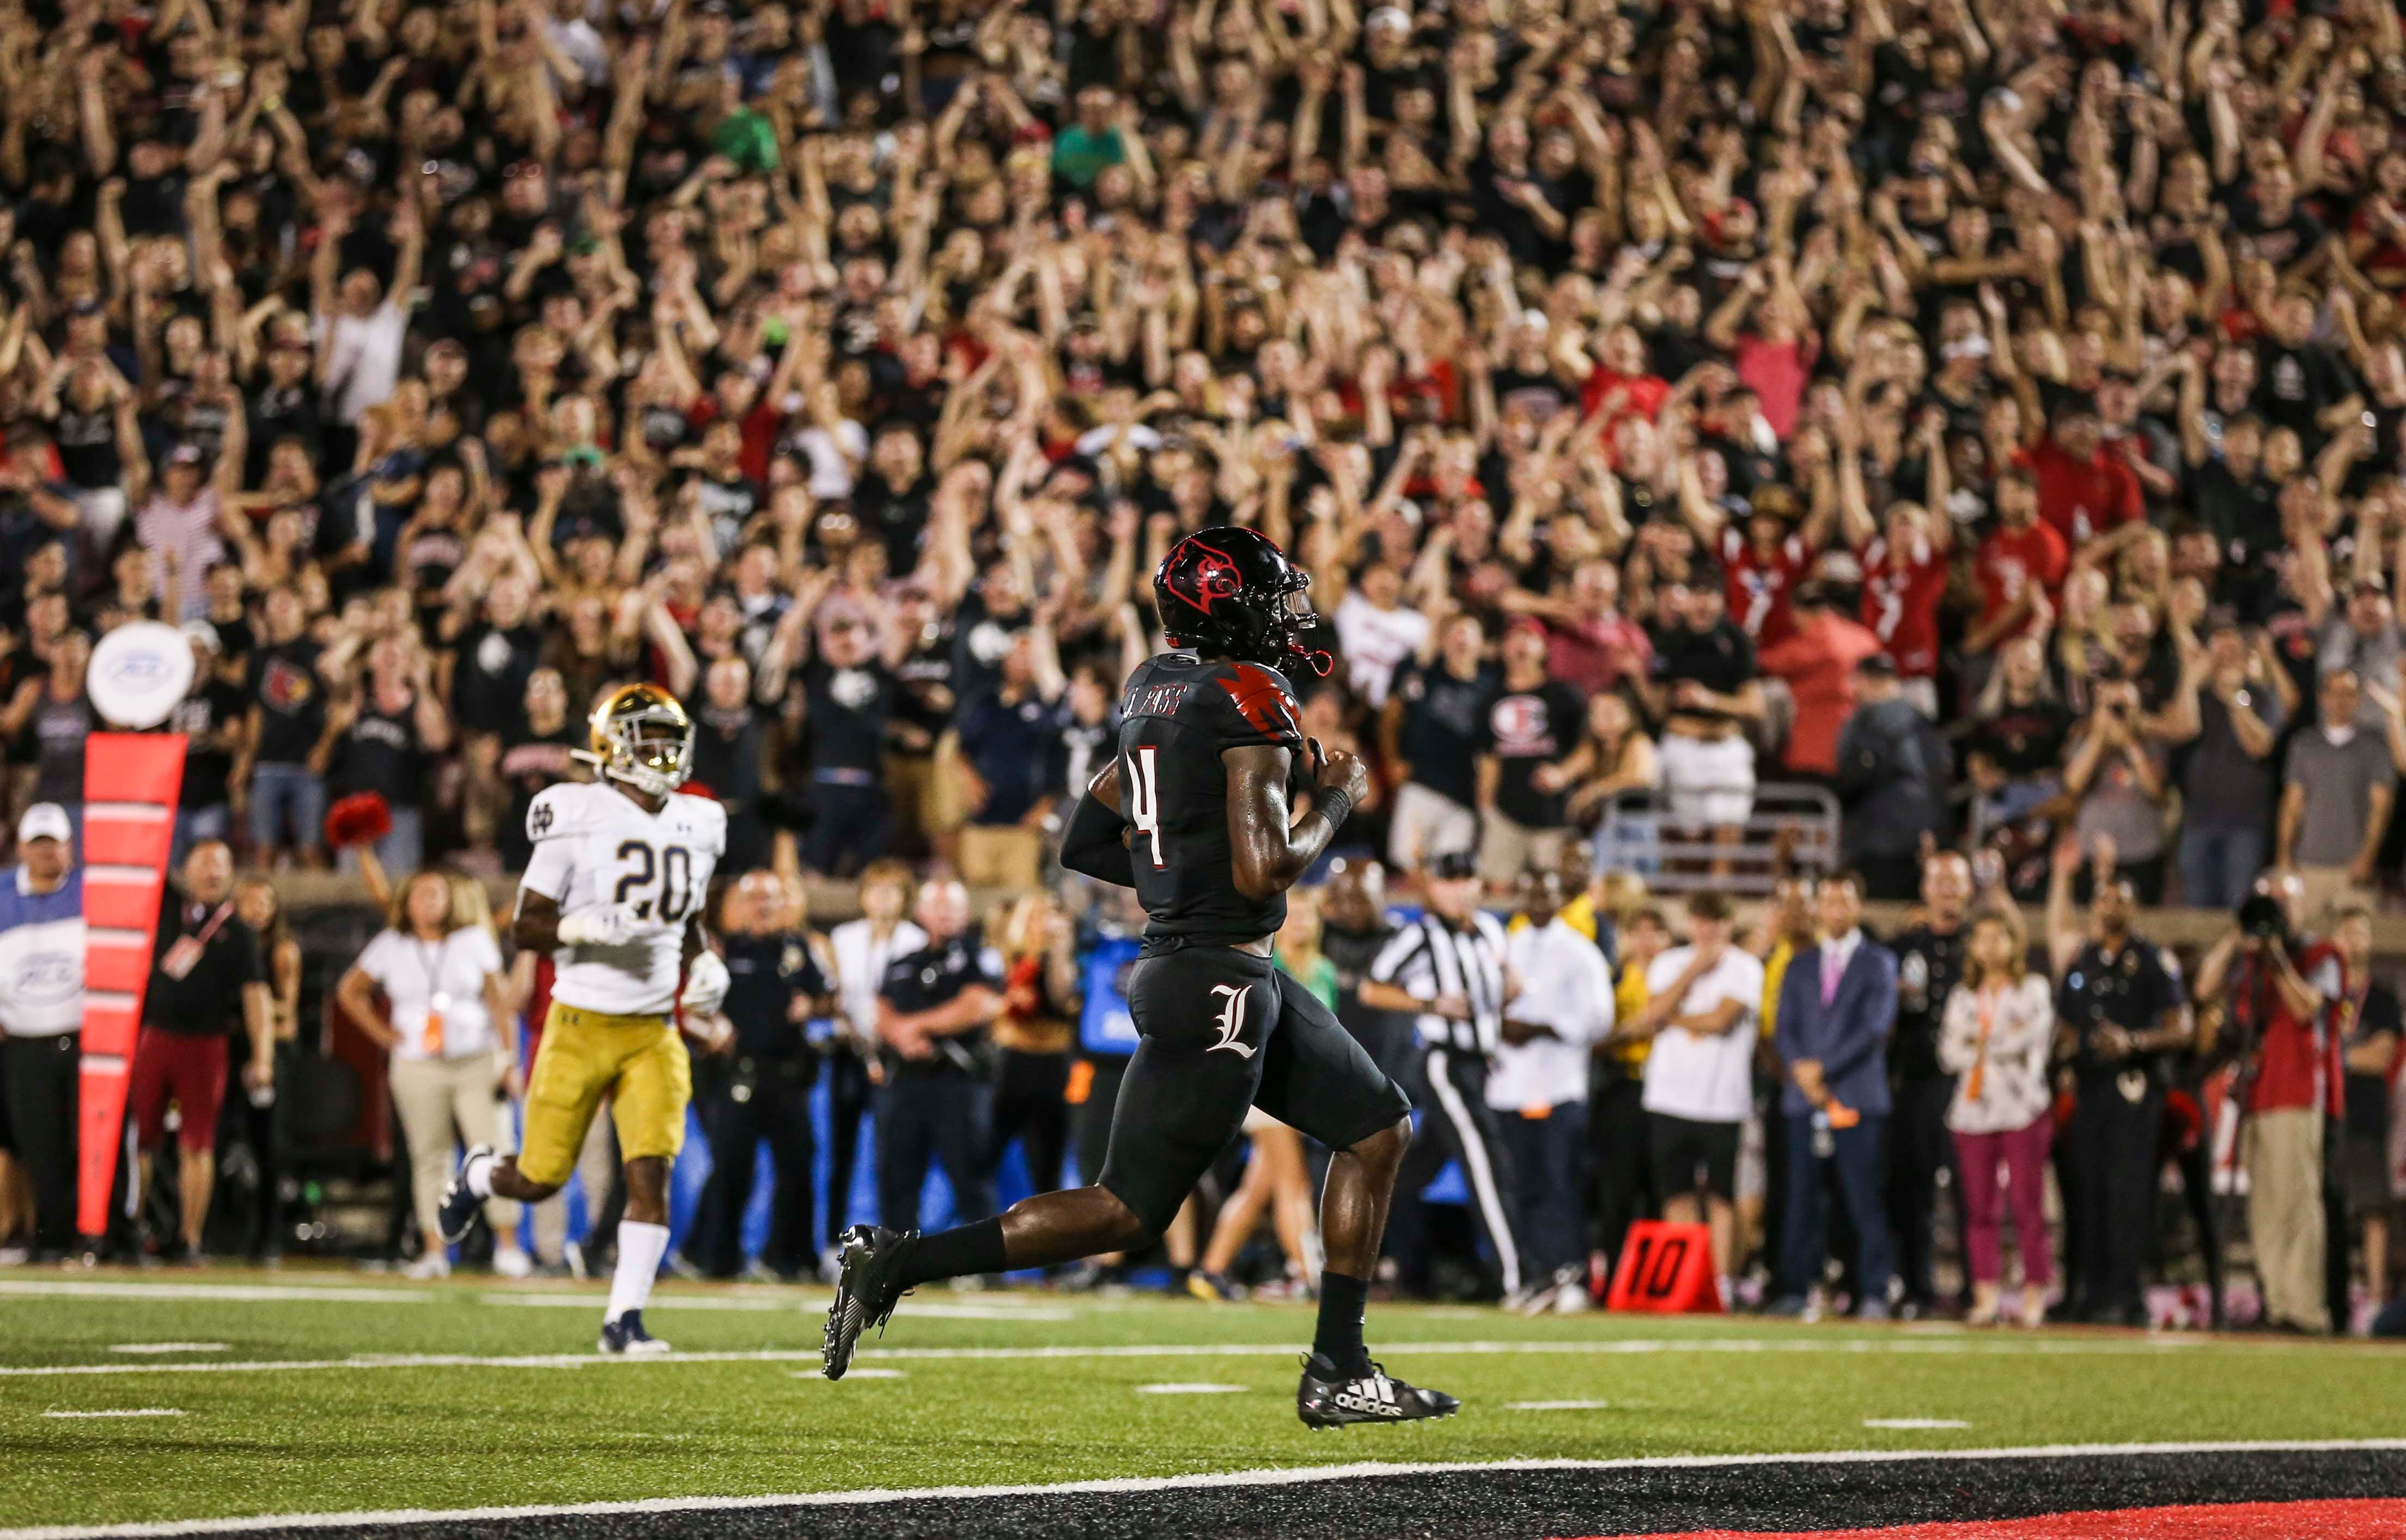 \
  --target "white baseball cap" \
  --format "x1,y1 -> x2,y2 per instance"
16,803 -> 70,844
